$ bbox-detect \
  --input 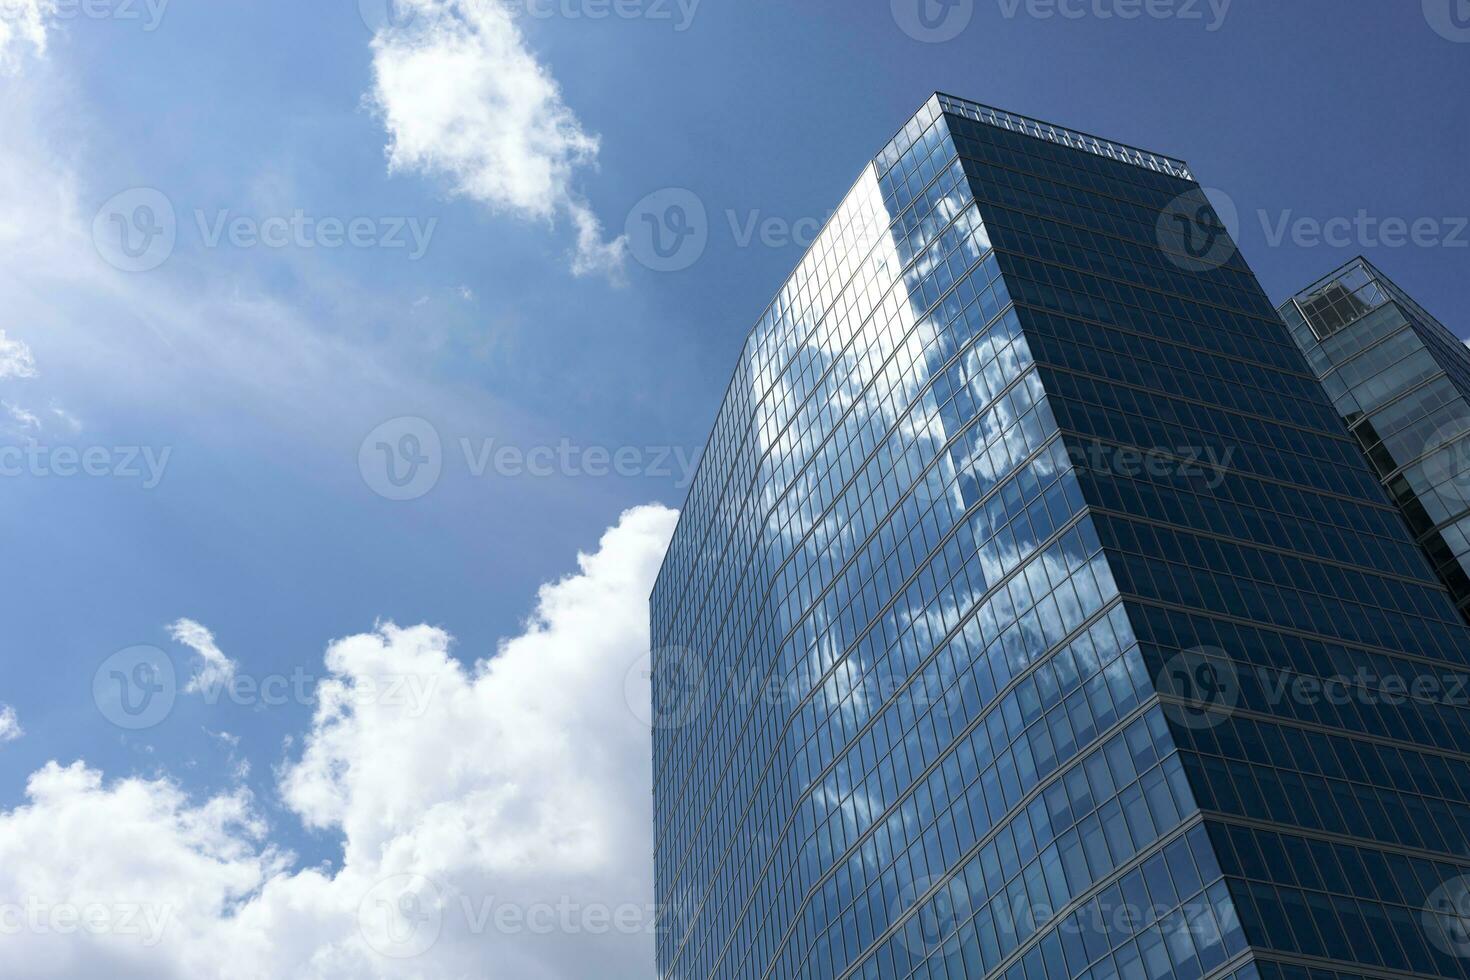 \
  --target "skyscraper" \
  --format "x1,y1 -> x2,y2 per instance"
1279,257 -> 1470,622
650,93 -> 1470,980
